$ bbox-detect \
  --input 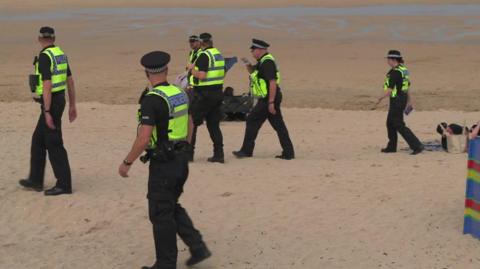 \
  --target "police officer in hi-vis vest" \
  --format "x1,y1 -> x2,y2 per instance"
118,51 -> 211,269
187,35 -> 201,65
233,39 -> 295,160
19,26 -> 77,196
376,50 -> 423,155
187,33 -> 225,163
